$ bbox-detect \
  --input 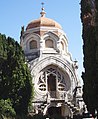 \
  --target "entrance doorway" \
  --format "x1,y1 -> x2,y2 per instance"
48,107 -> 62,117
47,74 -> 56,98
